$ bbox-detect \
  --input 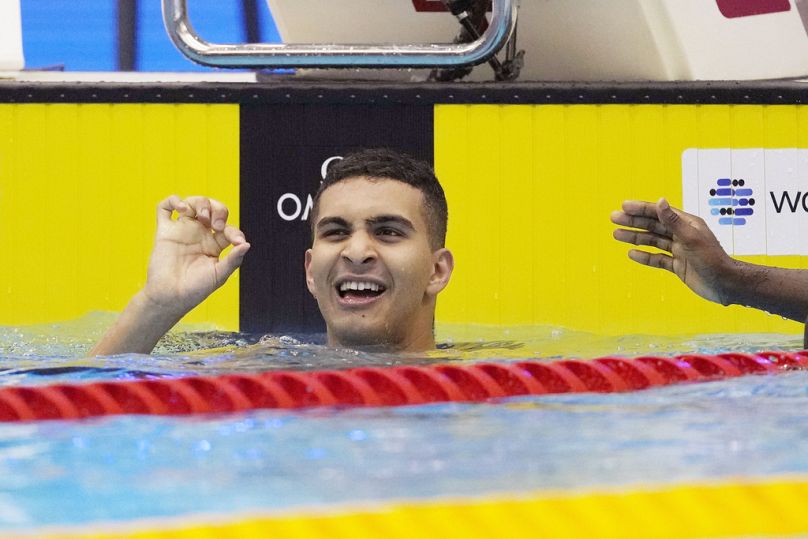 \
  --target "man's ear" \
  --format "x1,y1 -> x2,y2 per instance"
304,249 -> 317,297
427,248 -> 454,297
